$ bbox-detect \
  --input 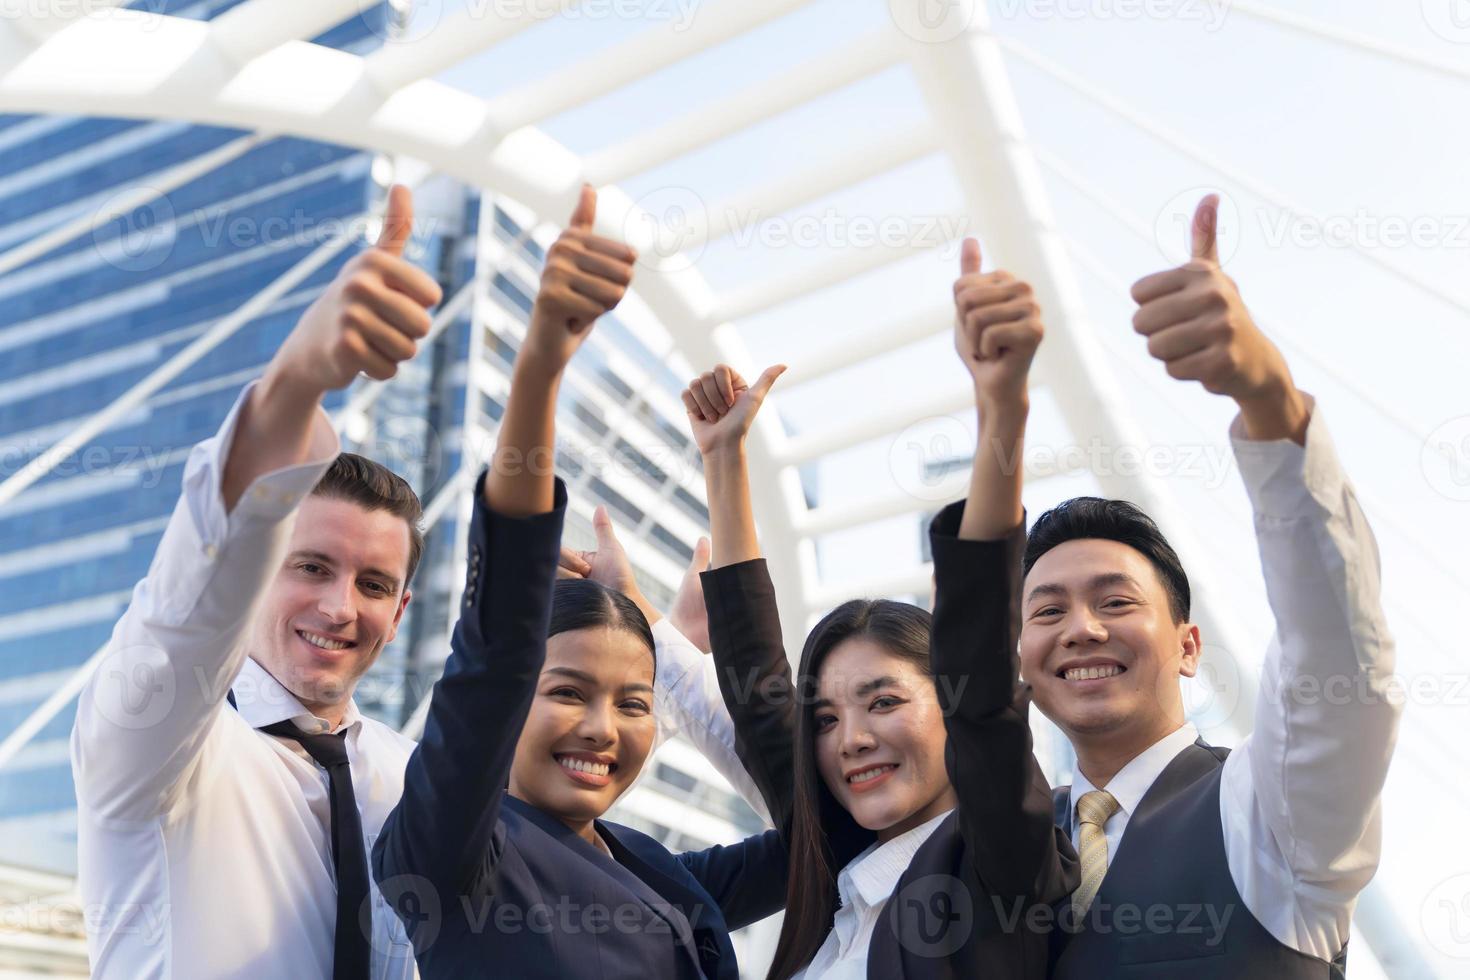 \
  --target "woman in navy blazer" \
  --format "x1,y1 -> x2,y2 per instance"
678,240 -> 1077,979
372,189 -> 792,980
